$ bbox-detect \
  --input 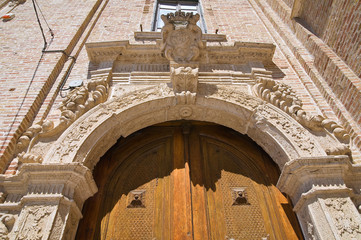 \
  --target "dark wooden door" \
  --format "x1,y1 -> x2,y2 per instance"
76,122 -> 303,240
